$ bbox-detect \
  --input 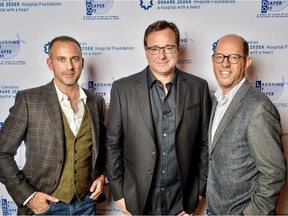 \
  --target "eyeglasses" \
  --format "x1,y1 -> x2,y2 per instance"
146,45 -> 177,55
212,53 -> 246,64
